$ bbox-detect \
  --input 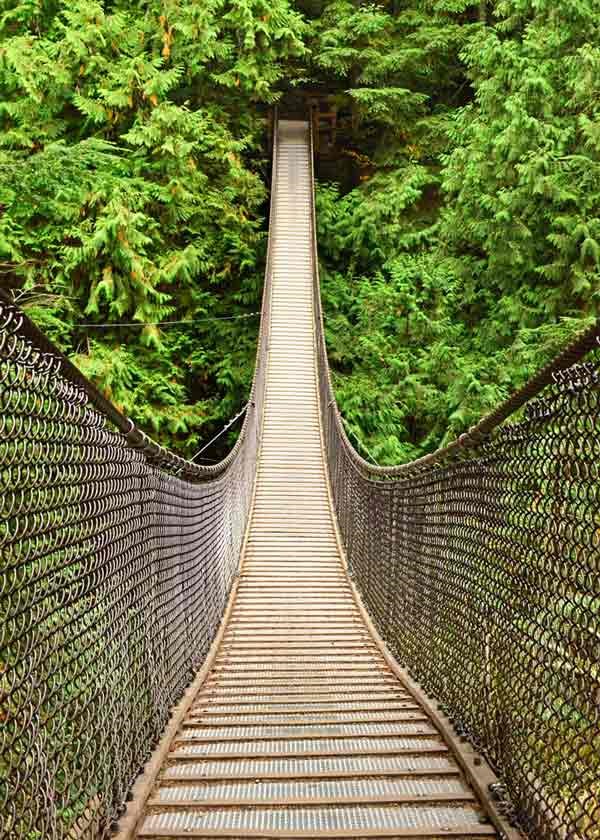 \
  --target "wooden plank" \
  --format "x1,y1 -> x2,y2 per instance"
128,118 -> 514,840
